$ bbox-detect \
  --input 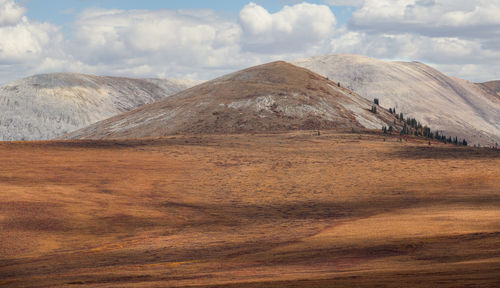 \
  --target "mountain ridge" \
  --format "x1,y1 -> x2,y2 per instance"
0,72 -> 201,140
64,61 -> 400,140
292,54 -> 500,146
